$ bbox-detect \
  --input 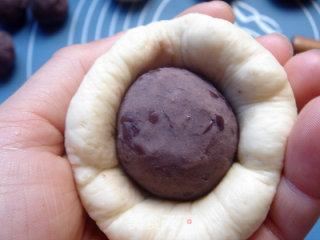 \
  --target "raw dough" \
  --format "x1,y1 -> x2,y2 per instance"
65,14 -> 297,240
